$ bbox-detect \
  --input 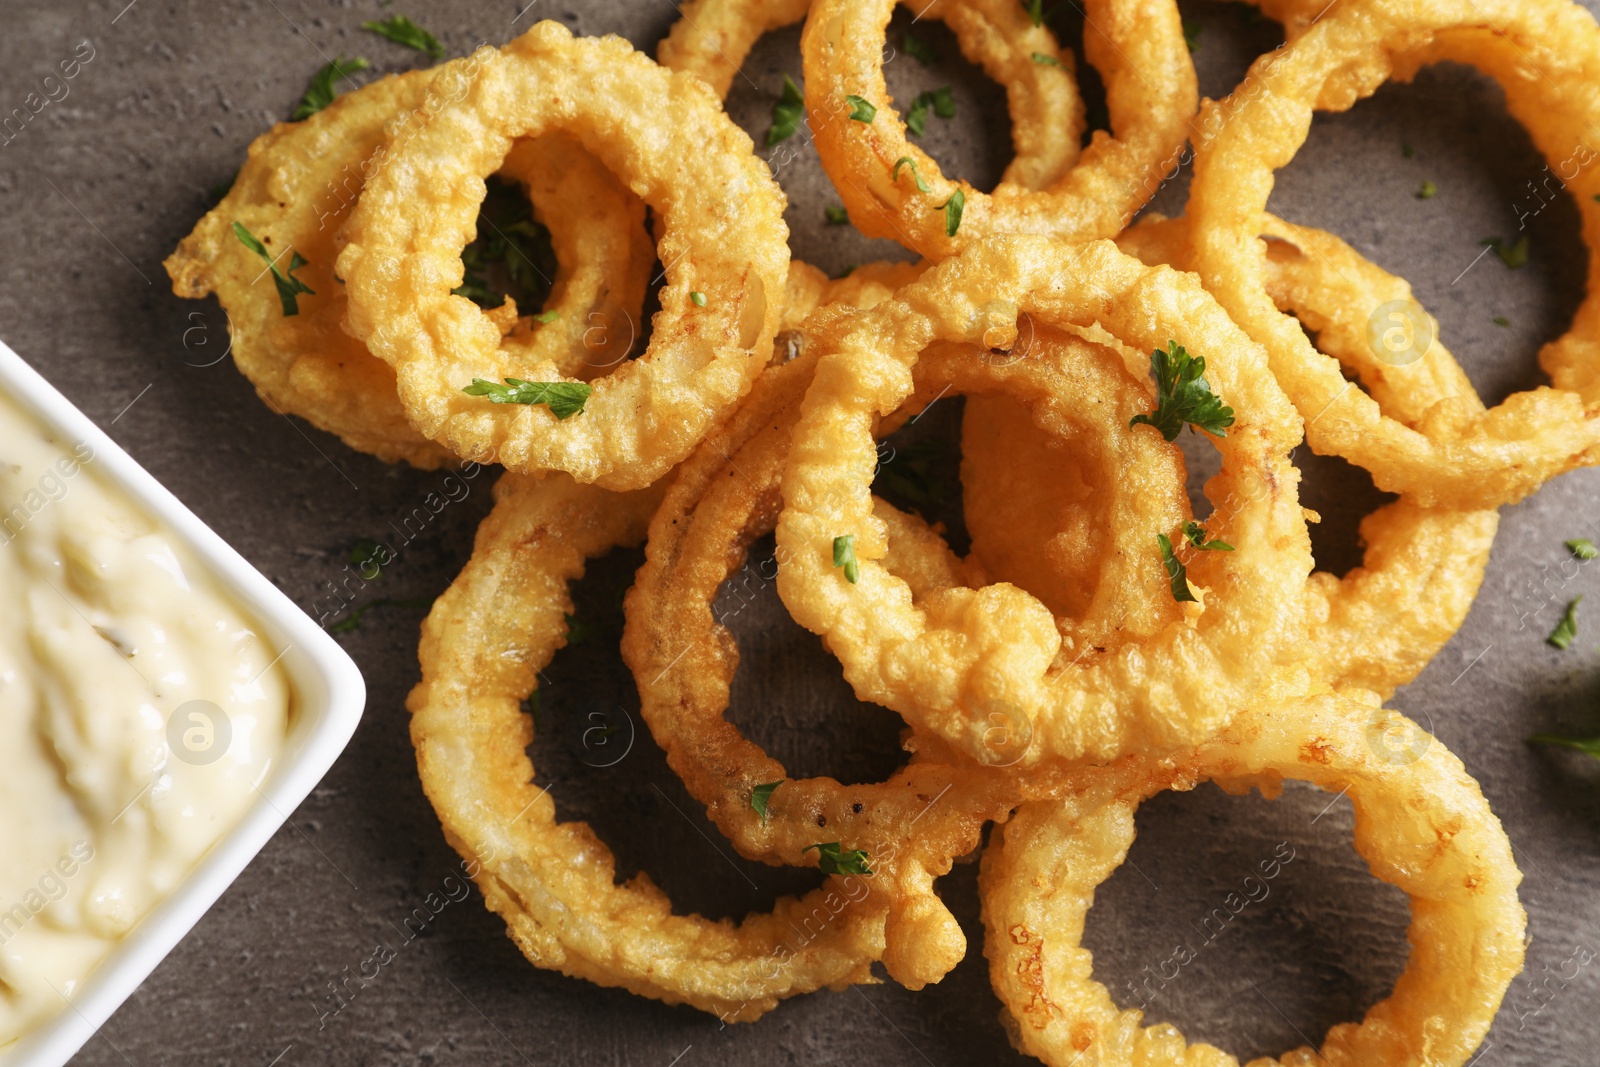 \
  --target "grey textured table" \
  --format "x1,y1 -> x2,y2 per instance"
2,0 -> 1597,1063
